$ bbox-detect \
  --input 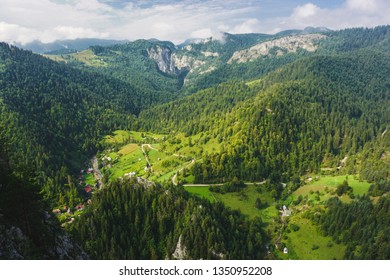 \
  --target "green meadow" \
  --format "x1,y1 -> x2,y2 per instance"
277,209 -> 346,260
292,175 -> 371,204
184,186 -> 217,202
